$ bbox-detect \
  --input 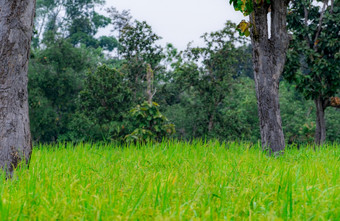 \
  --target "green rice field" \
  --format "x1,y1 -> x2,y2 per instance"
0,141 -> 339,220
